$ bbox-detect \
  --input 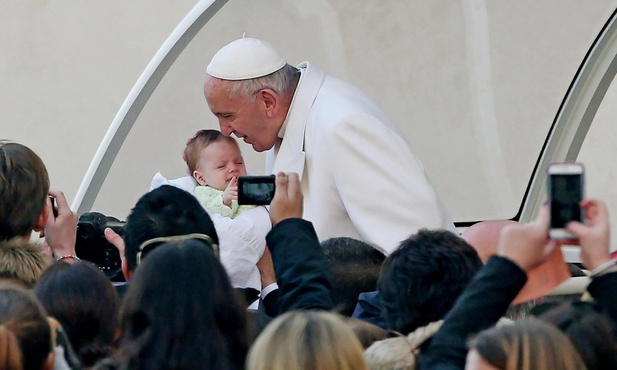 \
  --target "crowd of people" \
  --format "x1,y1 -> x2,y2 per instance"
1,37 -> 616,370
2,137 -> 617,370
